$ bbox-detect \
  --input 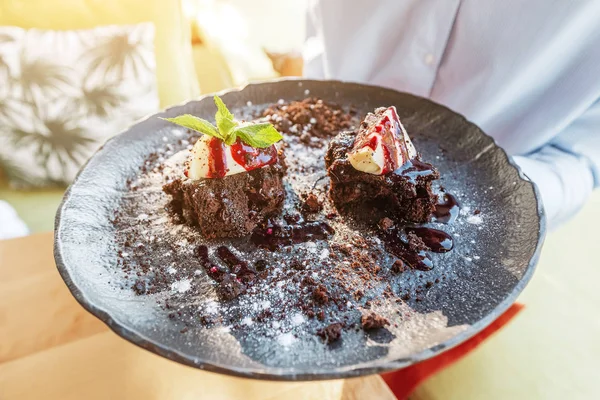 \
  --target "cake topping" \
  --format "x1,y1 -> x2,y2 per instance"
186,135 -> 278,179
161,96 -> 283,179
348,106 -> 416,175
